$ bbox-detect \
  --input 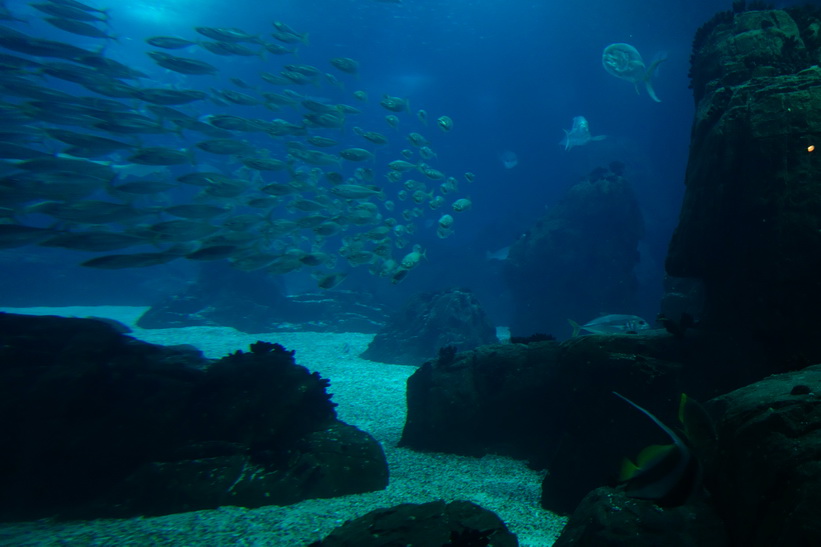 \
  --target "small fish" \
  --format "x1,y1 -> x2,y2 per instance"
436,115 -> 453,132
559,116 -> 606,151
569,314 -> 651,336
39,231 -> 146,252
200,41 -> 261,57
81,252 -> 180,269
499,150 -> 518,169
195,26 -> 260,43
330,56 -> 359,74
312,270 -> 347,289
147,51 -> 218,75
452,198 -> 472,212
380,94 -> 409,112
602,43 -> 666,102
339,148 -> 374,162
145,36 -> 197,49
127,146 -> 193,166
43,17 -> 116,40
400,244 -> 426,269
